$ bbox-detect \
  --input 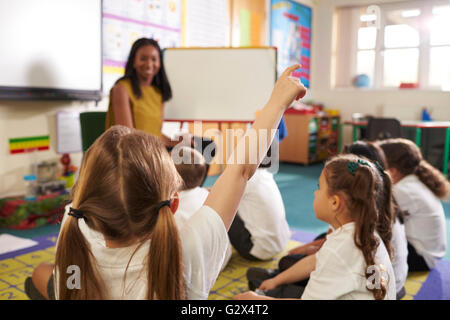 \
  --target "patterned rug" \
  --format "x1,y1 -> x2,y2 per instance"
1,230 -> 448,300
